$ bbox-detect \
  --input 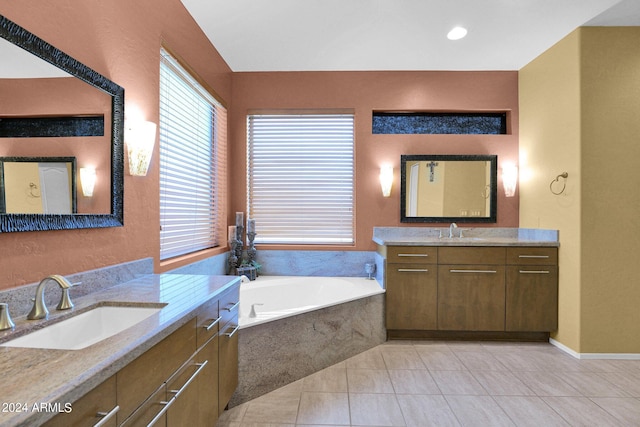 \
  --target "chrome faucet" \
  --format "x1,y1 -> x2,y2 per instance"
27,275 -> 77,320
449,222 -> 459,238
